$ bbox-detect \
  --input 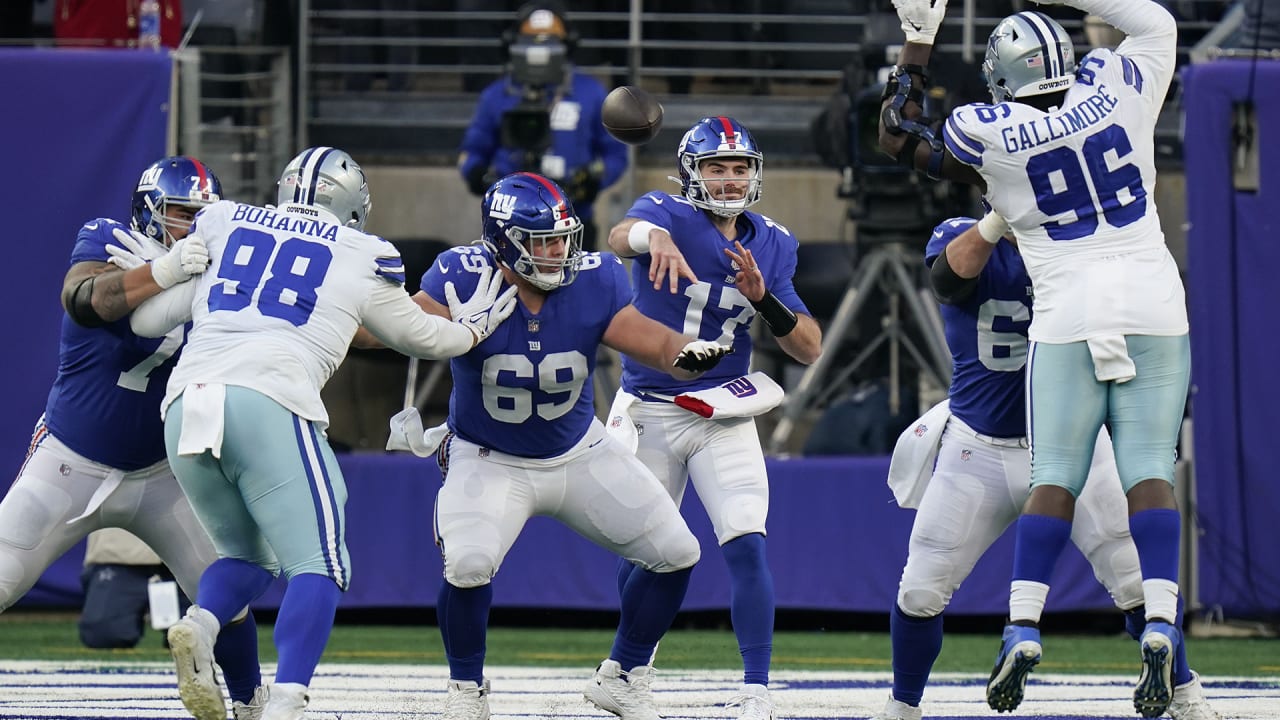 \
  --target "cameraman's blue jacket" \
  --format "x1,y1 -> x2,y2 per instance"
458,71 -> 628,221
